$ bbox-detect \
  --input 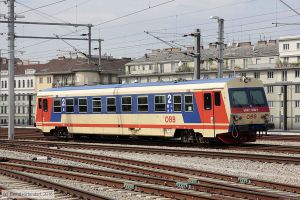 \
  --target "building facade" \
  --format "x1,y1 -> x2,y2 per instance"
0,62 -> 37,126
120,39 -> 300,130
